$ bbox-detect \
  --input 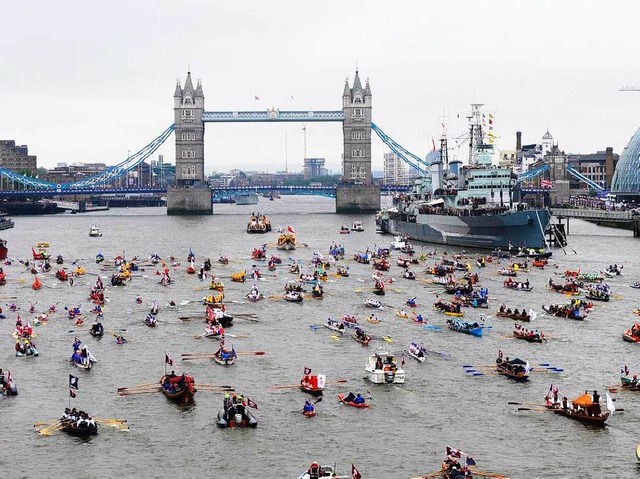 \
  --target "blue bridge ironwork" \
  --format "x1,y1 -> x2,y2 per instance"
0,184 -> 410,199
